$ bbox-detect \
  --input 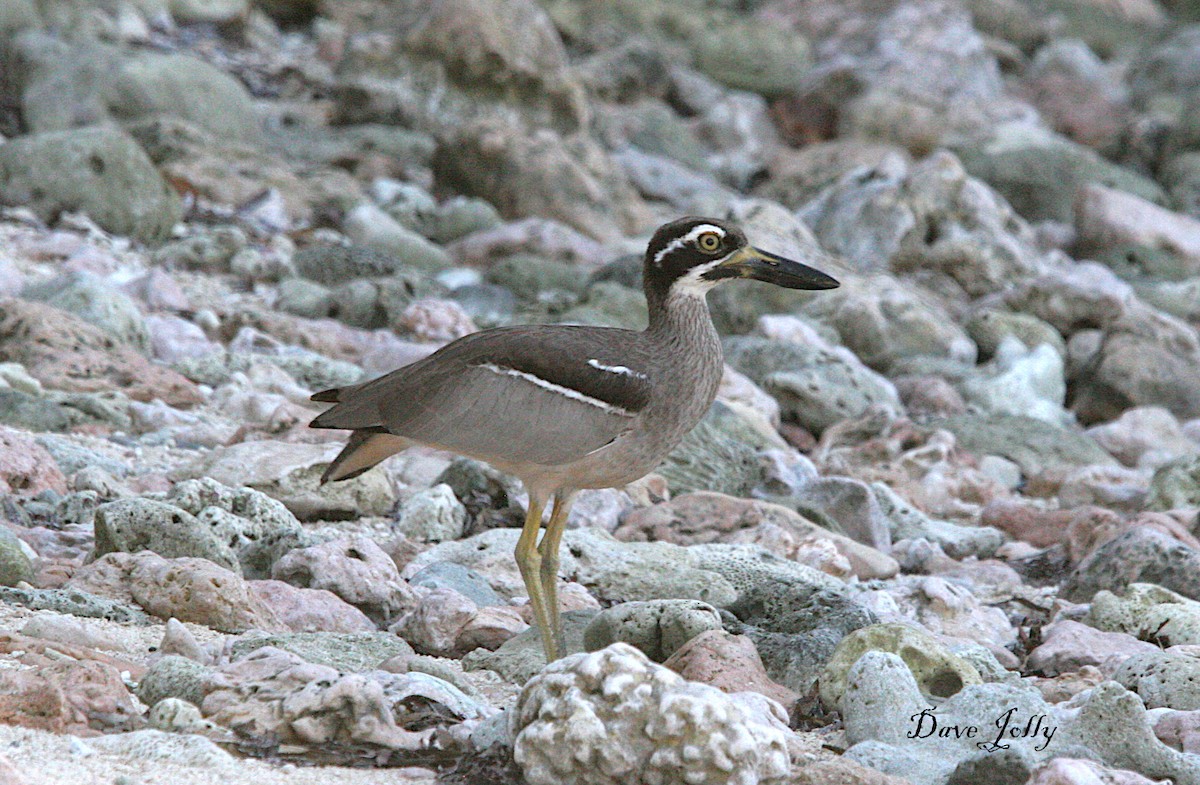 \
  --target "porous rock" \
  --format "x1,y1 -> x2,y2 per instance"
819,622 -> 983,709
271,535 -> 418,626
511,642 -> 791,785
